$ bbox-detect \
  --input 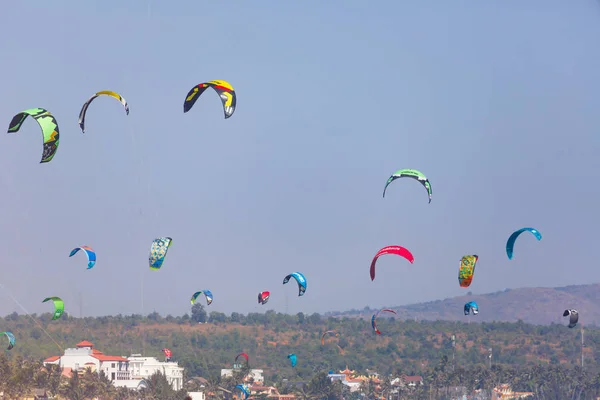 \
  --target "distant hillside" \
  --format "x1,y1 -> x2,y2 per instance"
328,283 -> 600,326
